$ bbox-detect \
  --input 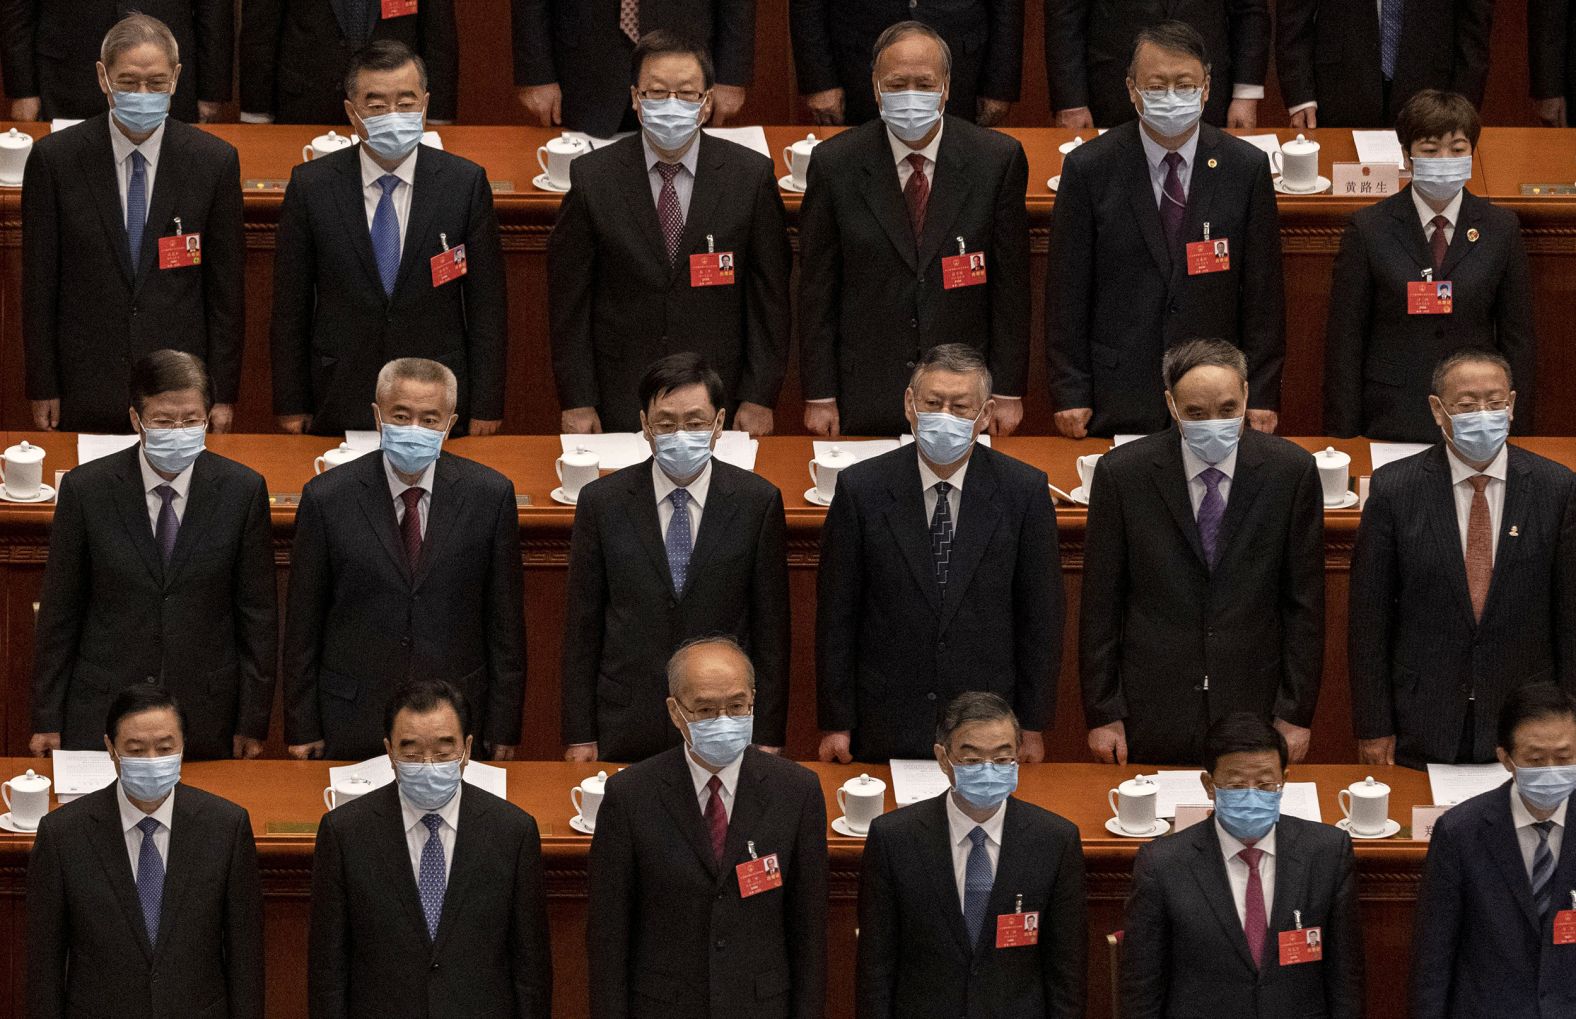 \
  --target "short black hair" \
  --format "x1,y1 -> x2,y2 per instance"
630,30 -> 716,90
130,350 -> 214,417
1430,346 -> 1513,397
935,691 -> 1020,748
344,39 -> 429,101
1395,89 -> 1482,153
638,352 -> 726,415
105,684 -> 187,743
1203,712 -> 1288,773
383,679 -> 471,739
1162,338 -> 1248,392
1128,20 -> 1212,78
1497,684 -> 1576,755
